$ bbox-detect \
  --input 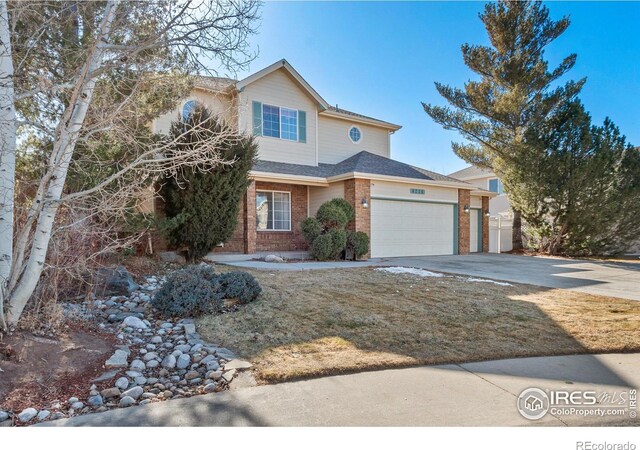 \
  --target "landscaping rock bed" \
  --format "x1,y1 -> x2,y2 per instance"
0,271 -> 252,426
